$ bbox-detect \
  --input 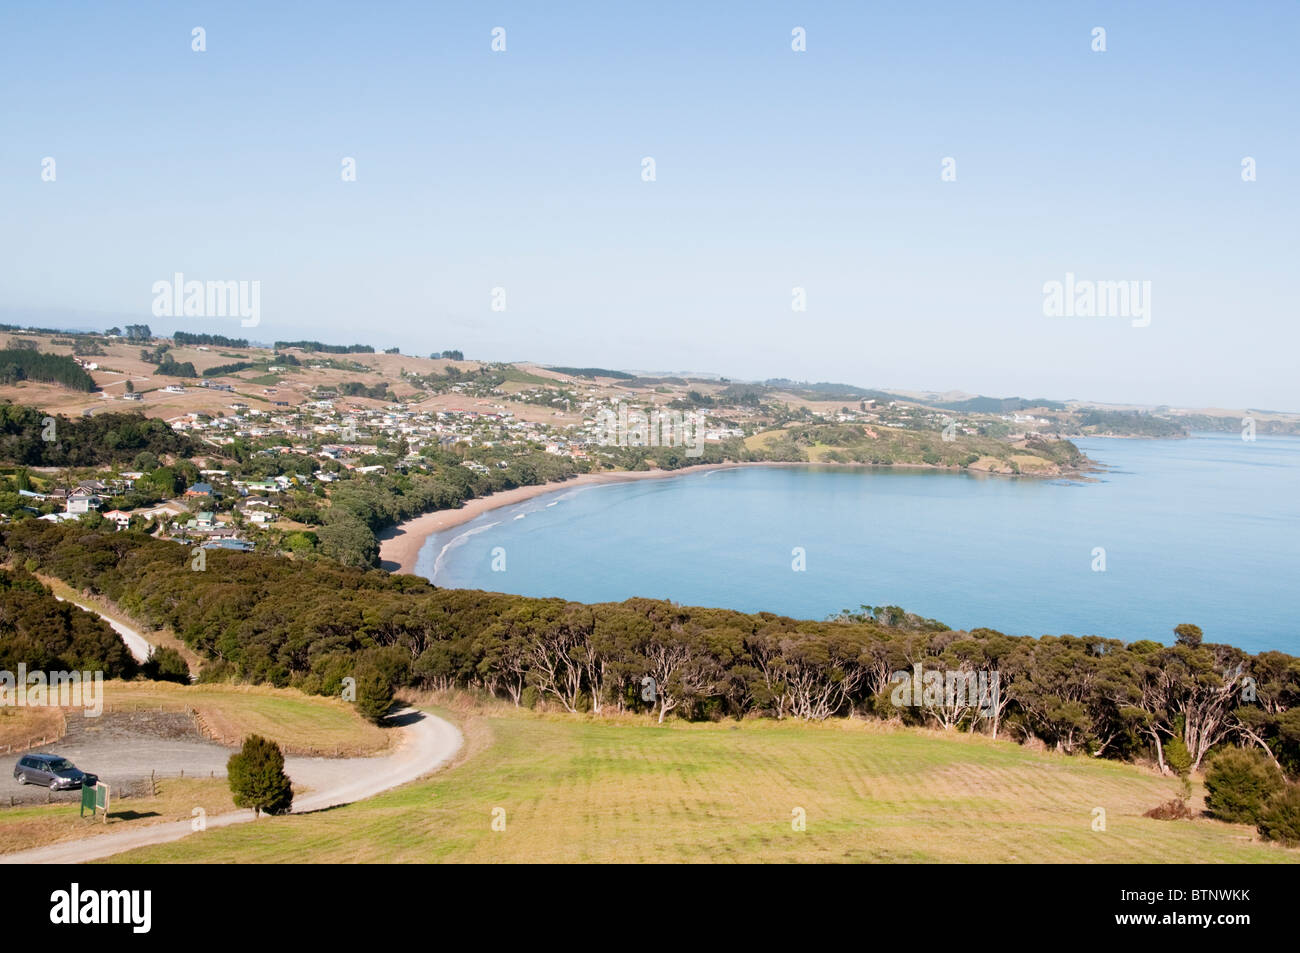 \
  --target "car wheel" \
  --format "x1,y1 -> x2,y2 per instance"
17,773 -> 28,785
49,779 -> 59,791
